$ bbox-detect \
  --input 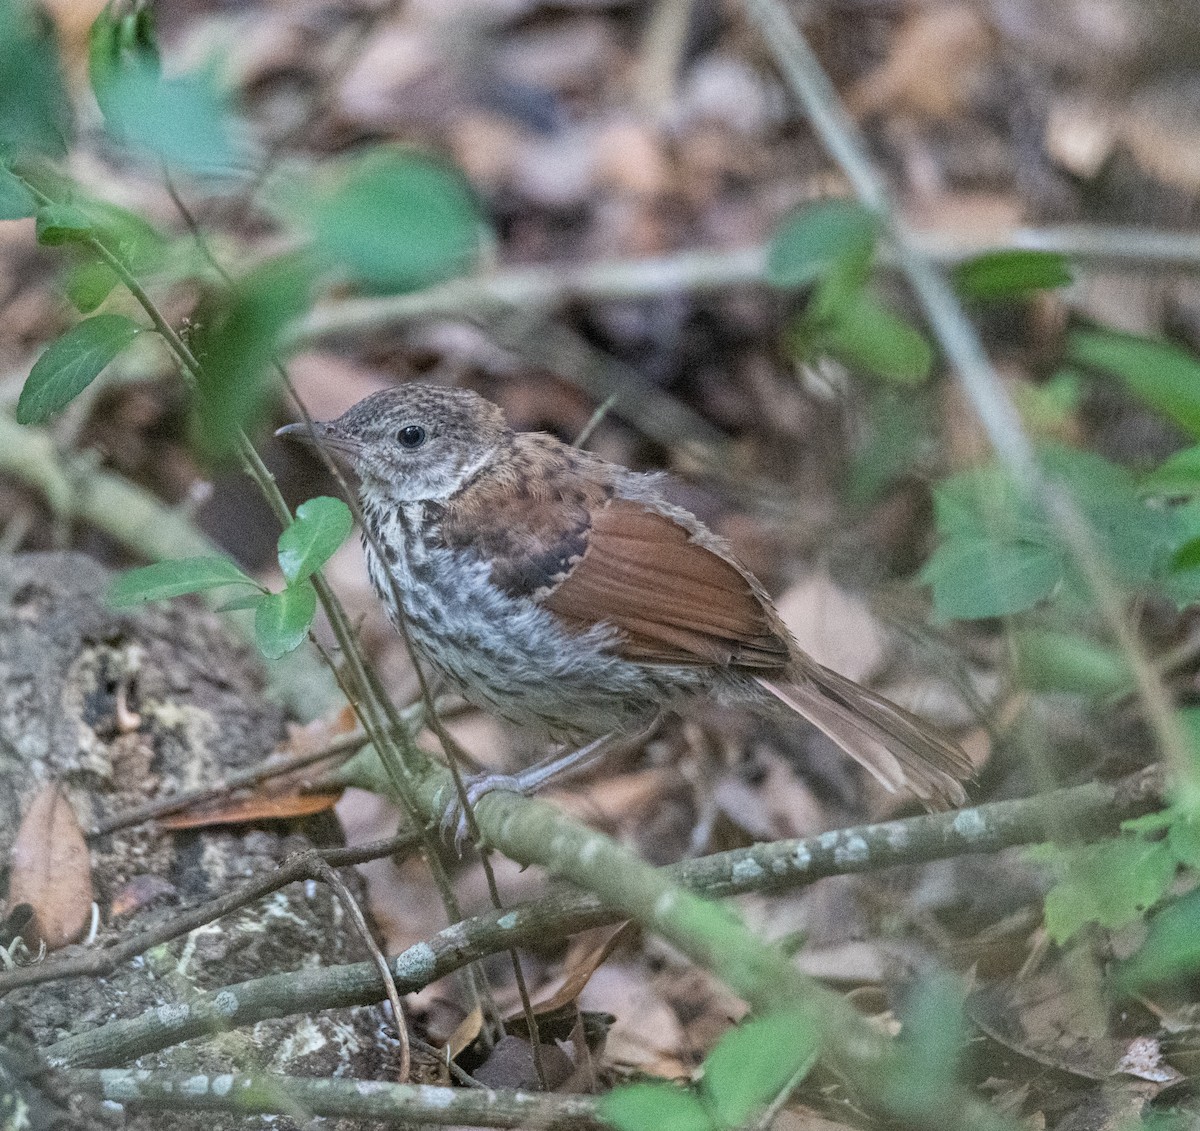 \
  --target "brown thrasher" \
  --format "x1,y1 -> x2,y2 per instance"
279,384 -> 971,823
